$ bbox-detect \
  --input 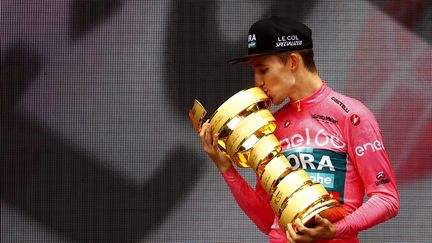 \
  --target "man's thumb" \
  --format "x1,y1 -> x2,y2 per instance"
315,213 -> 325,224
